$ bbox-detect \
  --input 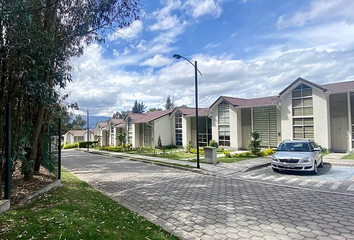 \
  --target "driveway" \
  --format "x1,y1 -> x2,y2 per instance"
62,150 -> 354,240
